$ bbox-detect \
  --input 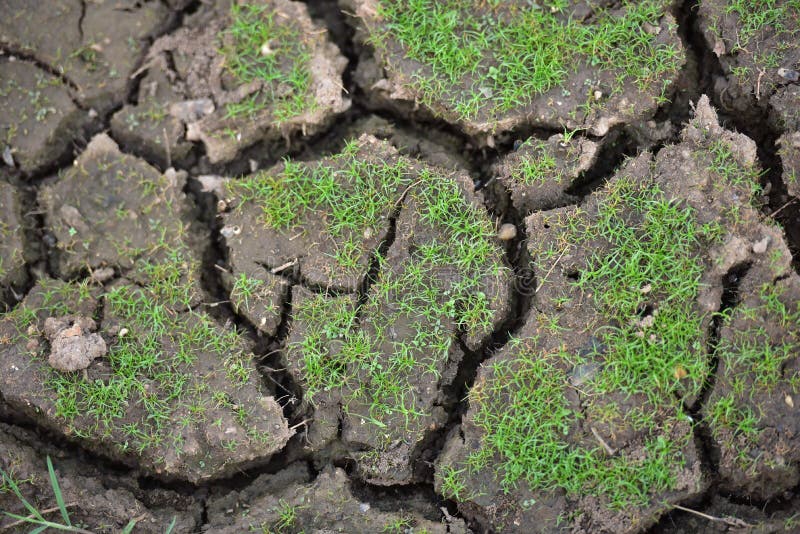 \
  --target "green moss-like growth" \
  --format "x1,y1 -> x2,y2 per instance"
373,0 -> 681,120
233,136 -> 512,482
451,177 -> 711,512
222,2 -> 316,122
